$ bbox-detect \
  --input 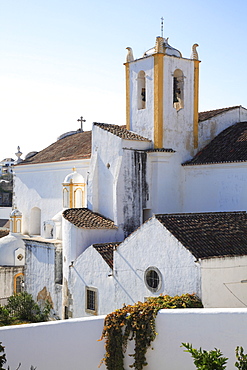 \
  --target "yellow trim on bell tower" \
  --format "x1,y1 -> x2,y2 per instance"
125,63 -> 130,130
193,60 -> 200,149
153,53 -> 164,148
